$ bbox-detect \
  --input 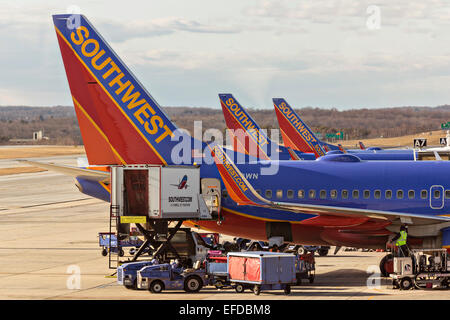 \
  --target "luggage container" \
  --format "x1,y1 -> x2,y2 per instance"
227,251 -> 297,295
